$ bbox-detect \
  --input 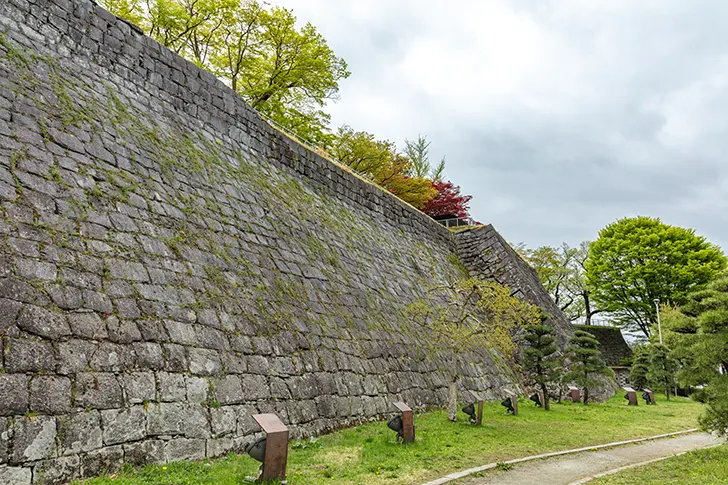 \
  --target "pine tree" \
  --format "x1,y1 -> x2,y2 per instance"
522,315 -> 561,411
629,346 -> 650,390
647,344 -> 679,401
565,330 -> 613,405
